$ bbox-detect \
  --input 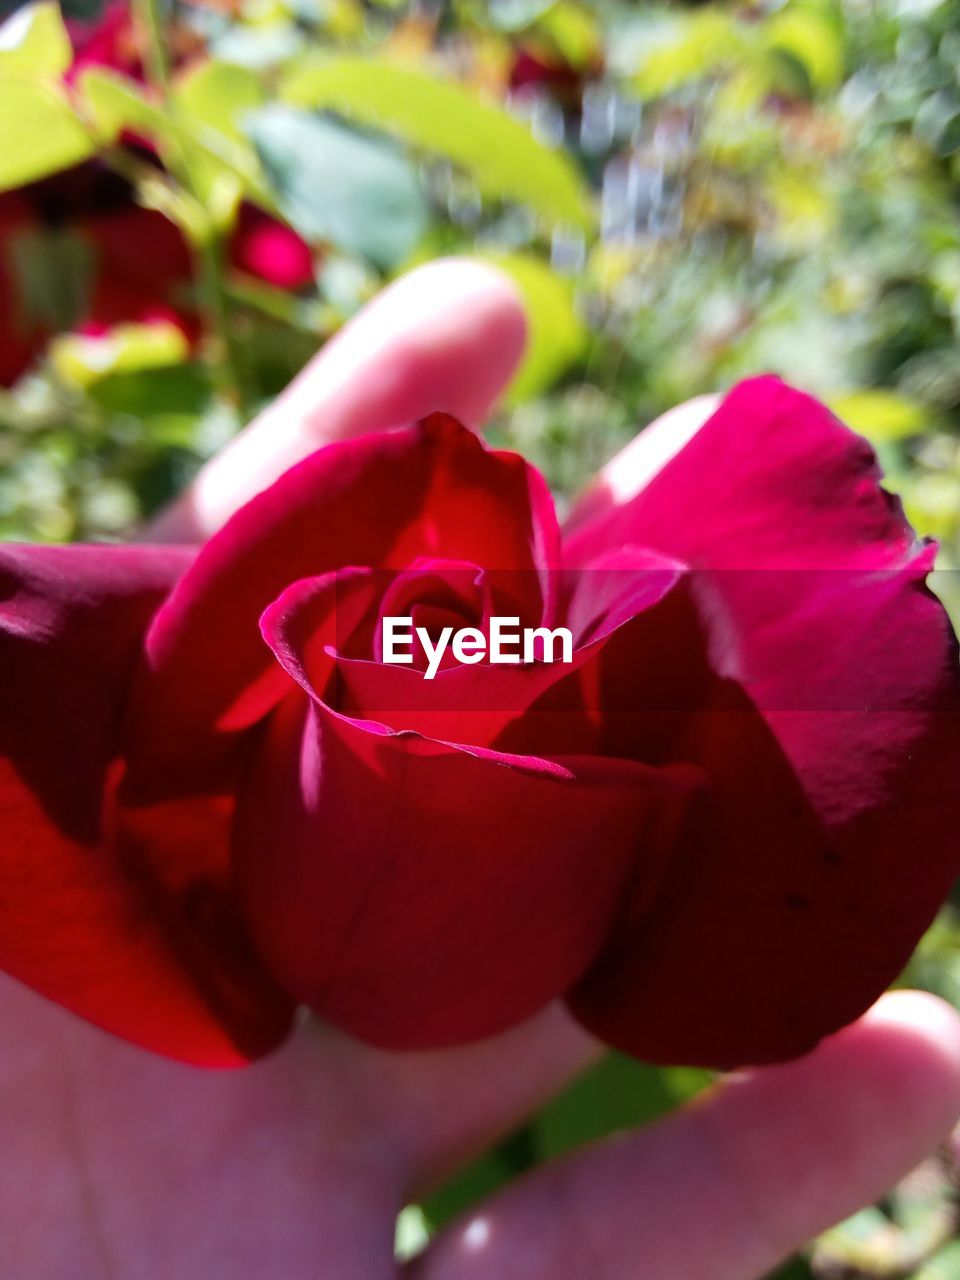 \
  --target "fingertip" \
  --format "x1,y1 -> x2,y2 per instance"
862,987 -> 960,1053
291,254 -> 528,438
715,988 -> 960,1228
405,255 -> 527,342
330,255 -> 527,431
845,990 -> 960,1135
